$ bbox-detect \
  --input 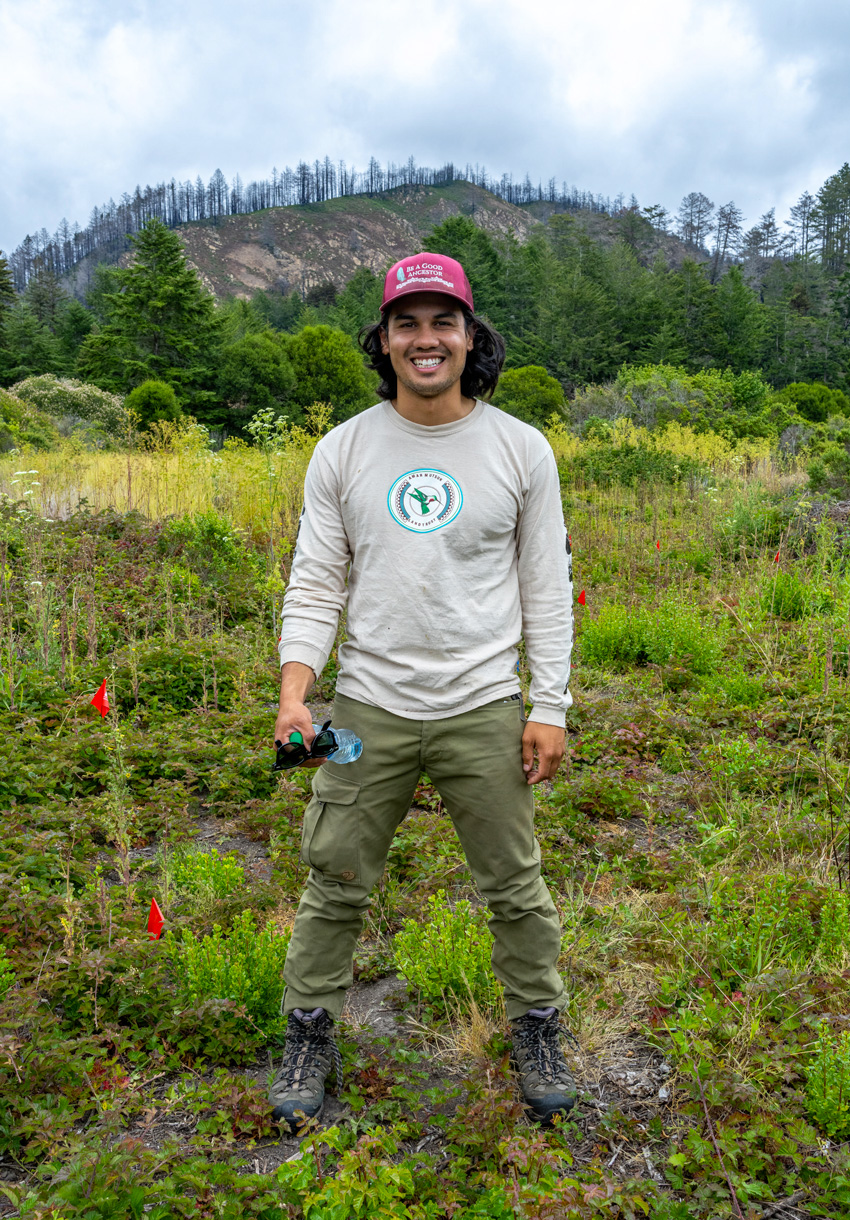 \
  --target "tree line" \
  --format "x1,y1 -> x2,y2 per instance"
2,176 -> 850,442
5,158 -> 617,292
